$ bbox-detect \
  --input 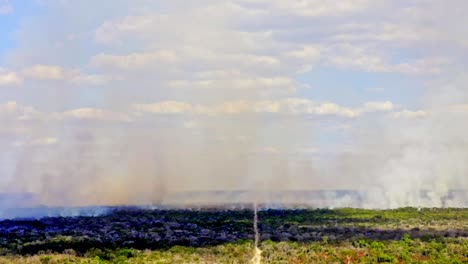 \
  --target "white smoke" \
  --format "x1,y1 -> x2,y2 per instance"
0,1 -> 467,213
